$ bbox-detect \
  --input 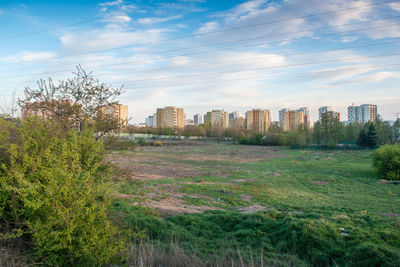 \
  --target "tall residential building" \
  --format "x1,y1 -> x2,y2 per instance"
279,108 -> 289,126
204,112 -> 212,125
318,106 -> 333,121
245,109 -> 271,133
230,117 -> 245,129
193,113 -> 203,125
297,107 -> 310,127
145,115 -> 154,127
348,104 -> 377,123
229,111 -> 242,121
321,111 -> 340,121
155,106 -> 185,128
282,110 -> 305,131
210,110 -> 229,128
99,103 -> 129,127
